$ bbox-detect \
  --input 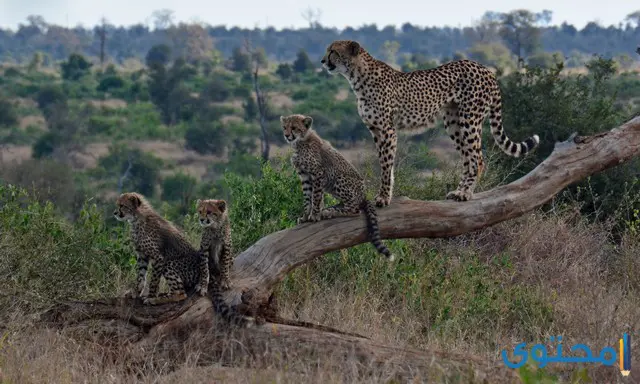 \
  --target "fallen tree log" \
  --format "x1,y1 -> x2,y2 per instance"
38,116 -> 640,382
228,115 -> 640,308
